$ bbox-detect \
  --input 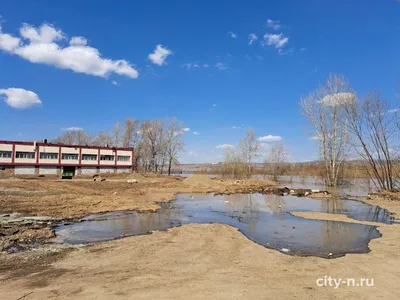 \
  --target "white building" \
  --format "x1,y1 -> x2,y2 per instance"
0,140 -> 134,176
